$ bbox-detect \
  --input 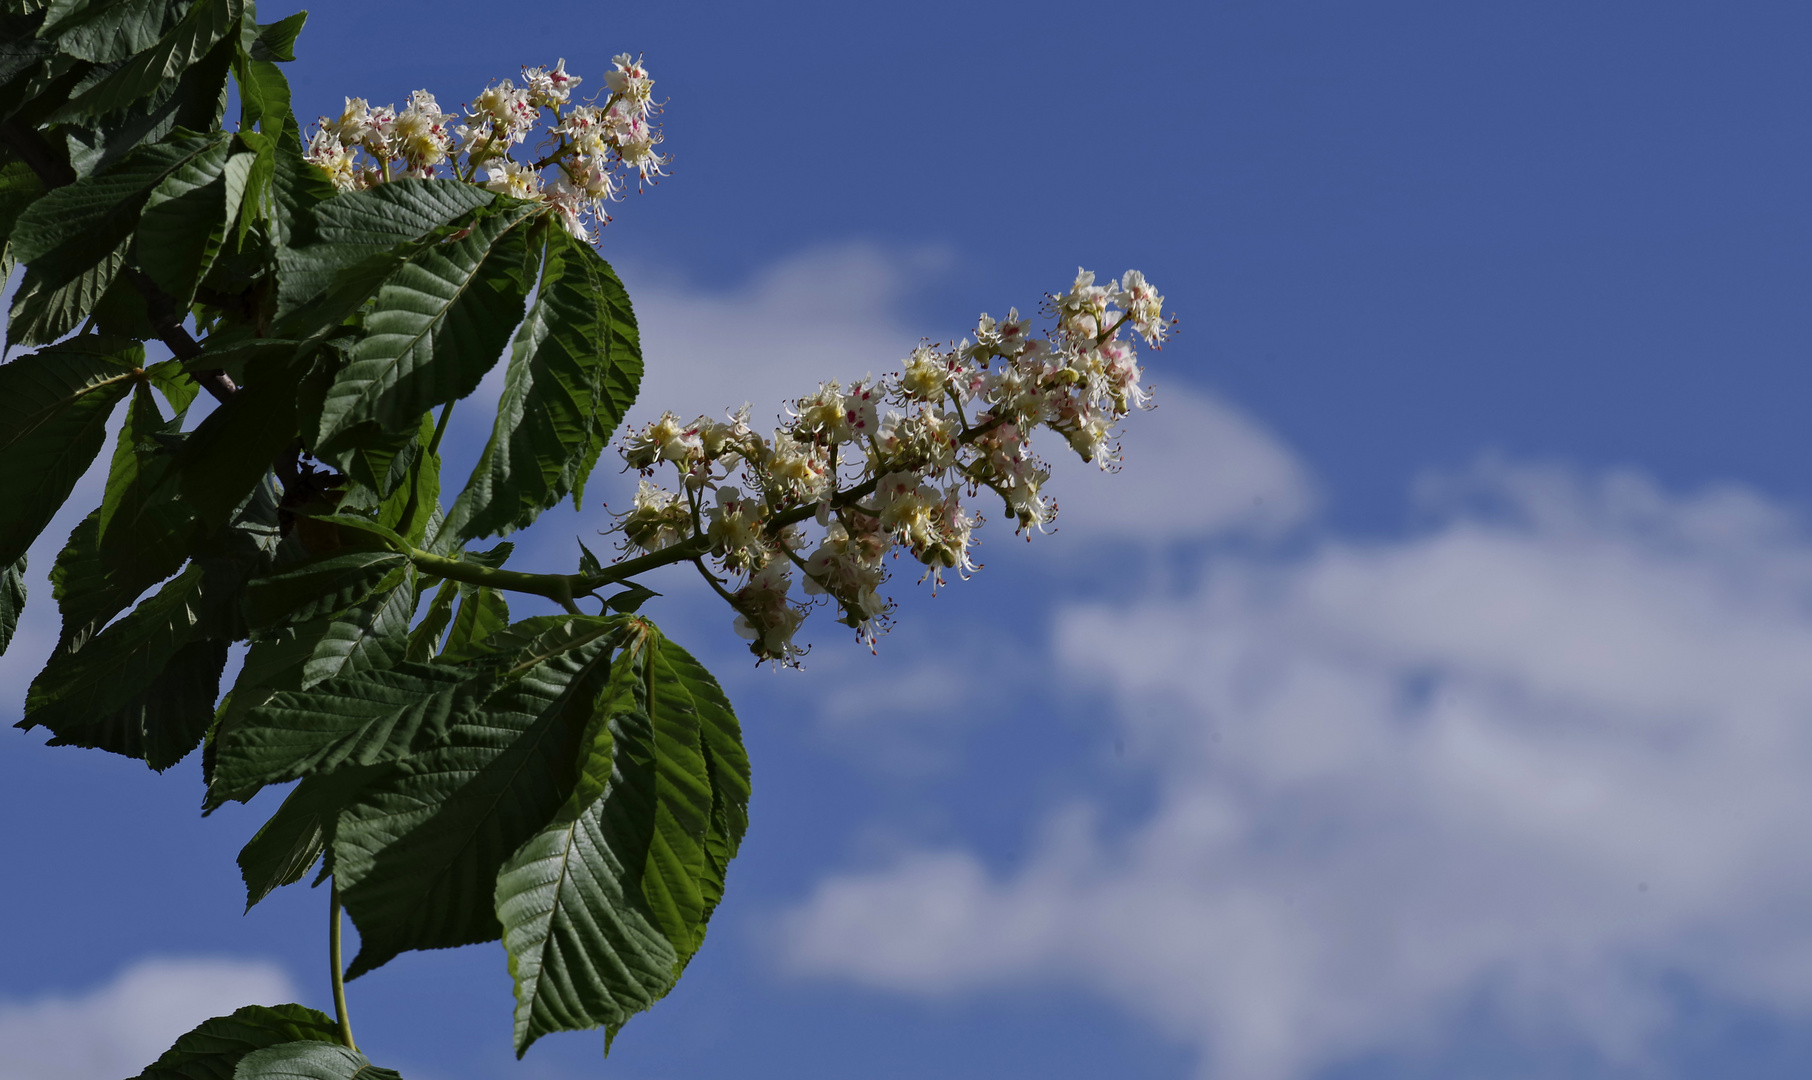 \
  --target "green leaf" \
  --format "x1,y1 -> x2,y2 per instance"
312,201 -> 537,454
333,615 -> 626,979
376,411 -> 440,544
238,764 -> 389,911
145,355 -> 201,415
12,128 -> 228,265
208,564 -> 418,803
494,623 -> 749,1054
20,562 -> 226,769
440,226 -> 642,545
275,179 -> 493,318
49,0 -> 239,122
7,237 -> 127,344
96,381 -> 193,574
132,1003 -> 340,1080
0,159 -> 44,244
218,662 -> 497,795
41,0 -> 181,64
234,1041 -> 403,1080
249,10 -> 305,61
173,346 -> 308,527
439,585 -> 509,662
0,335 -> 140,567
403,577 -> 457,661
136,129 -> 232,303
243,551 -> 409,629
0,553 -> 24,657
604,583 -> 658,614
50,508 -> 170,650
